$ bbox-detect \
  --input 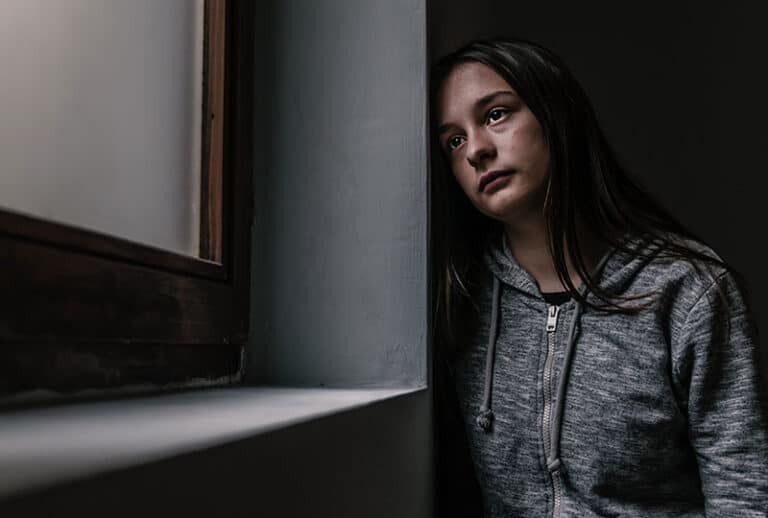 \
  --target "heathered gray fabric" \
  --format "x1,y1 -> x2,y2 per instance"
452,232 -> 768,517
